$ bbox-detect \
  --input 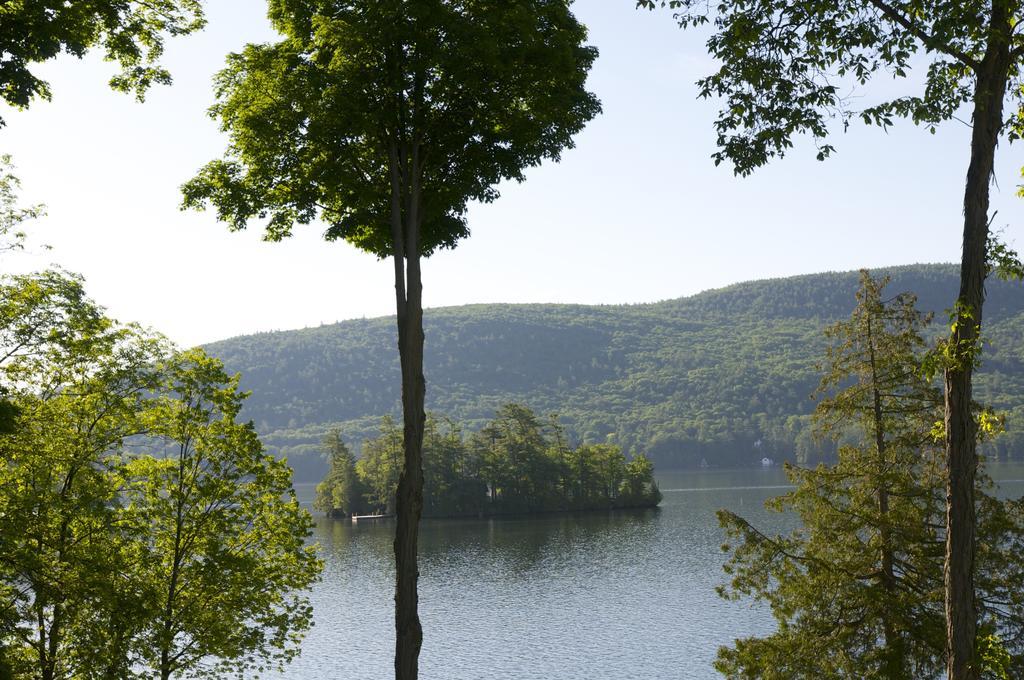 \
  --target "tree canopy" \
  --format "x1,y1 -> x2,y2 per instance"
636,0 -> 1024,174
0,155 -> 44,256
716,272 -> 1024,679
0,272 -> 320,679
0,155 -> 48,432
184,2 -> 600,677
181,0 -> 600,255
0,0 -> 206,124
